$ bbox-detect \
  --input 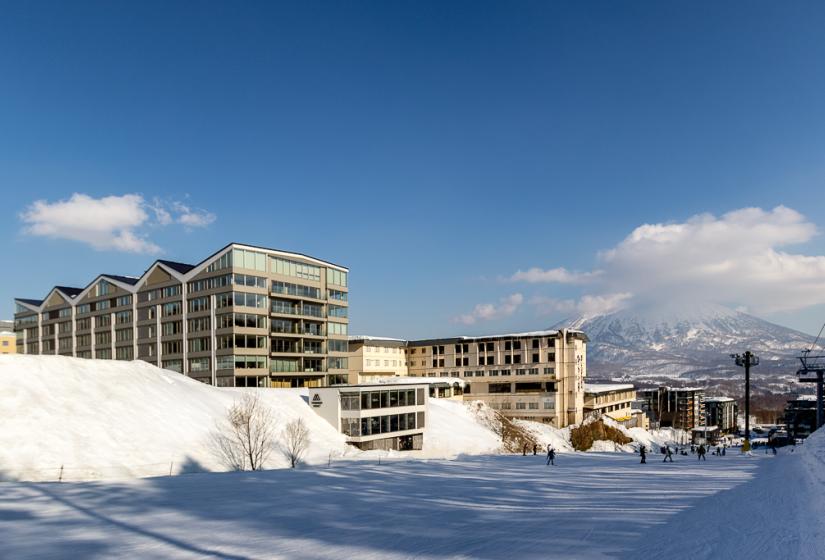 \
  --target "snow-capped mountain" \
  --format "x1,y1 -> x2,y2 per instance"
551,302 -> 816,388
